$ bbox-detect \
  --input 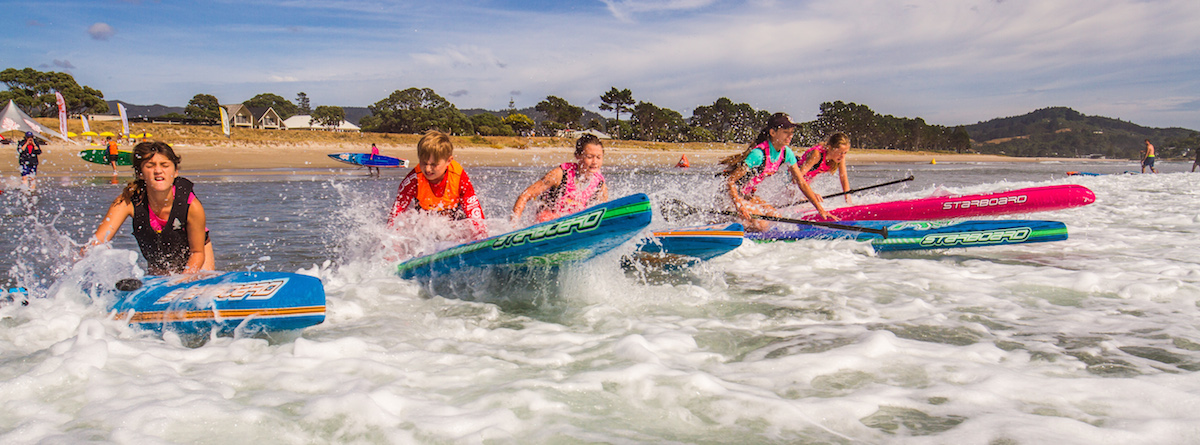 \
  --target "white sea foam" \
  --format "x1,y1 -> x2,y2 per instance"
1,165 -> 1199,442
